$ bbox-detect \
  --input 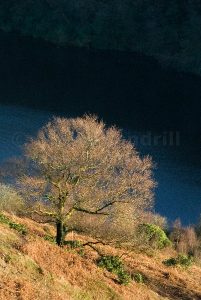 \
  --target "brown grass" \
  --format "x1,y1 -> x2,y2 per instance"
1,214 -> 201,300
